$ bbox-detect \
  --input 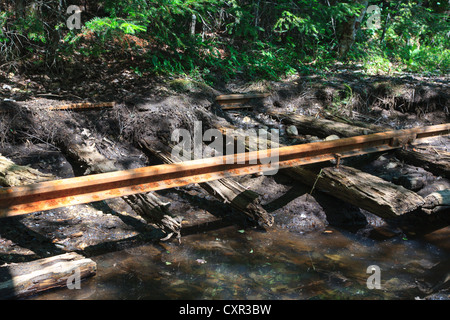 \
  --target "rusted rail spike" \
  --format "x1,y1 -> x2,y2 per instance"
0,123 -> 449,218
216,93 -> 270,107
